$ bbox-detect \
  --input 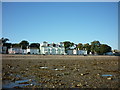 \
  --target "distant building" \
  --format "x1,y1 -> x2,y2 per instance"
27,45 -> 40,54
2,46 -> 7,54
67,49 -> 87,55
40,41 -> 65,55
8,45 -> 22,54
67,50 -> 73,55
77,50 -> 87,55
22,49 -> 27,54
